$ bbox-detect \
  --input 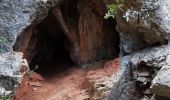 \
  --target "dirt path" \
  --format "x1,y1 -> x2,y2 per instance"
13,58 -> 119,100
